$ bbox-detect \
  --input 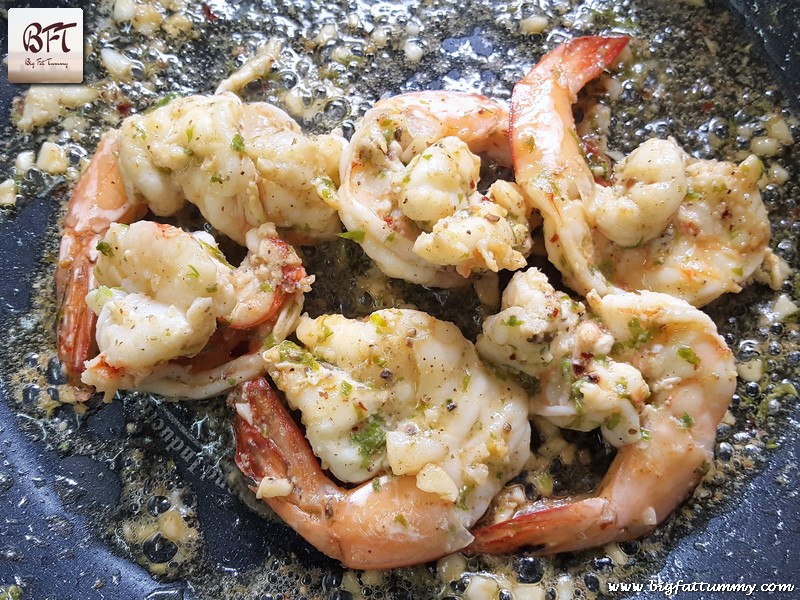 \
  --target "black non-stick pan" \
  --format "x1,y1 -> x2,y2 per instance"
0,1 -> 798,599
